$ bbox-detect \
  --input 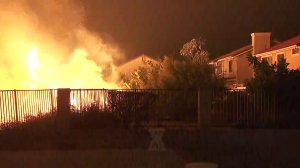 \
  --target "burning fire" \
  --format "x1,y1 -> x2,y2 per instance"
0,1 -> 126,125
0,0 -> 122,90
26,47 -> 40,89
